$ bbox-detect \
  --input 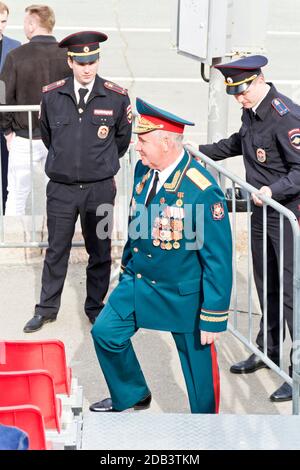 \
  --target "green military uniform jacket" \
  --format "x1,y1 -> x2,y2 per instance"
109,150 -> 232,333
